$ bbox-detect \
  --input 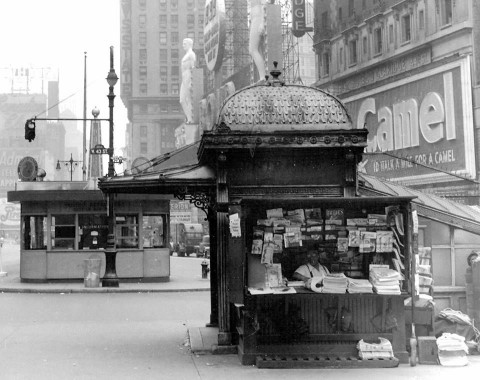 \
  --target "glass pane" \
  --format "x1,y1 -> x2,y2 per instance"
454,229 -> 480,245
53,214 -> 75,225
78,214 -> 109,250
454,248 -> 474,287
23,216 -> 47,250
432,248 -> 452,286
115,215 -> 139,248
430,221 -> 450,245
143,215 -> 165,248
